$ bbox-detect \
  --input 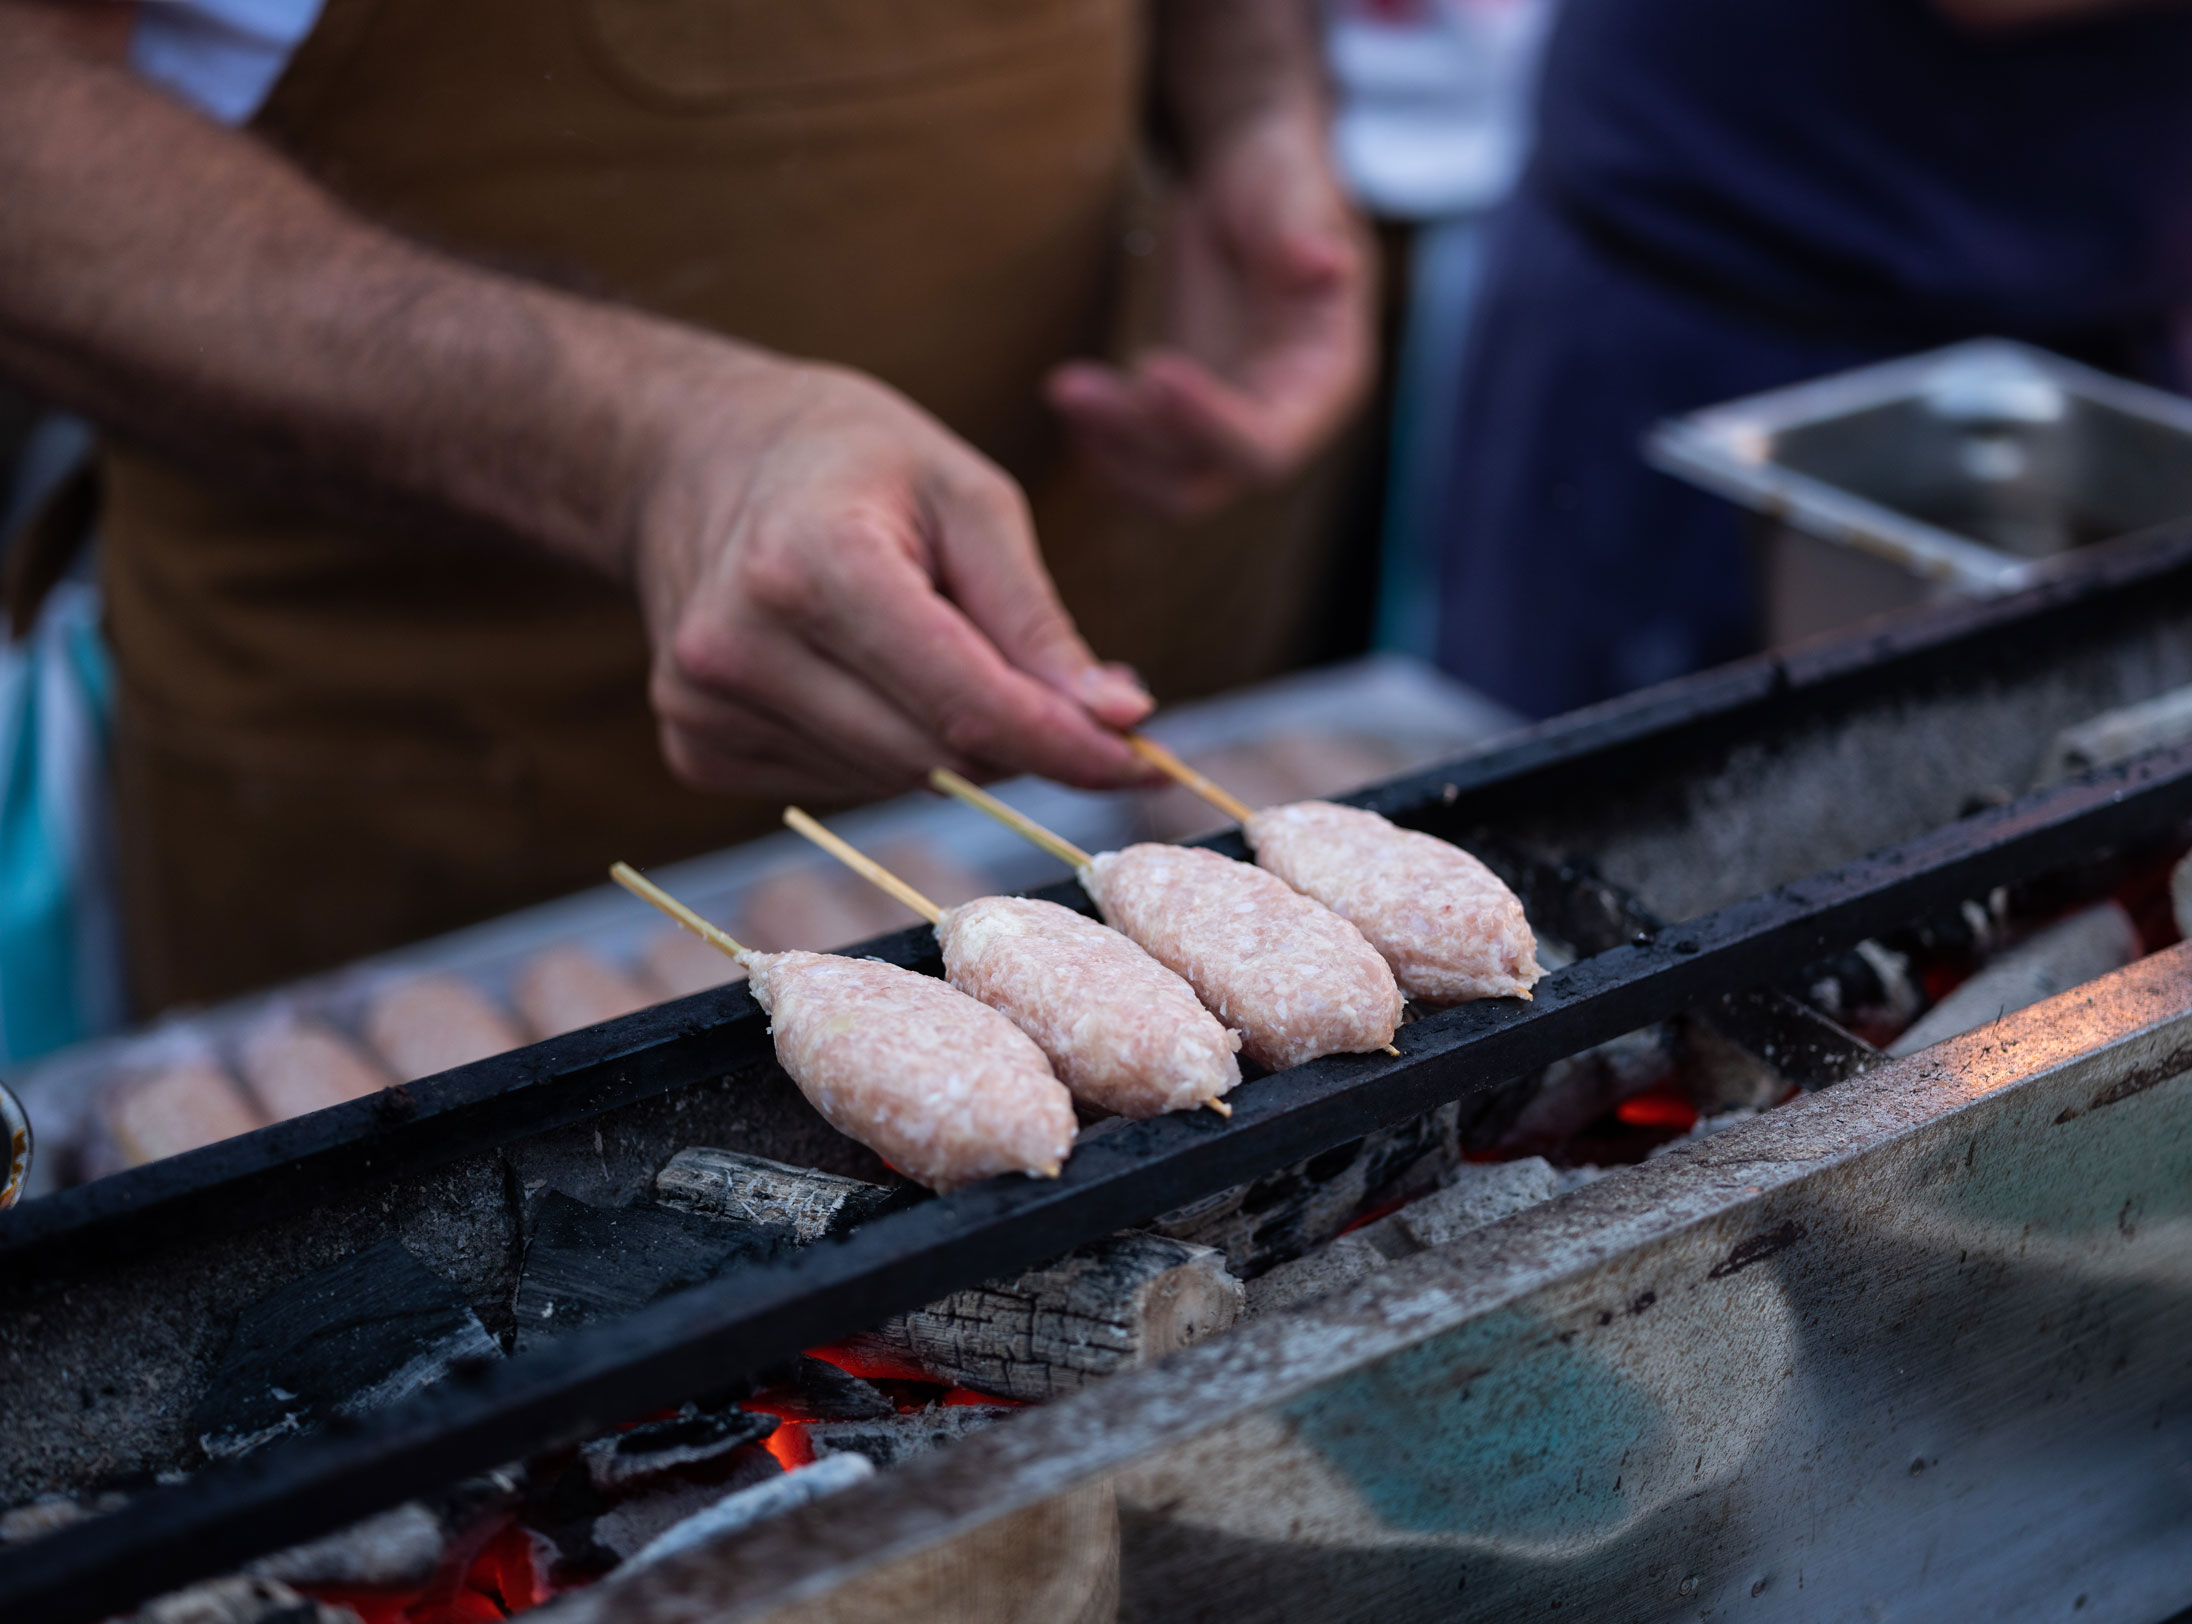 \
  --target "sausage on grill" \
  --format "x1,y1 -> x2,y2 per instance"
1245,801 -> 1542,1007
744,950 -> 1077,1191
937,896 -> 1240,1117
1078,844 -> 1402,1071
365,974 -> 526,1081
